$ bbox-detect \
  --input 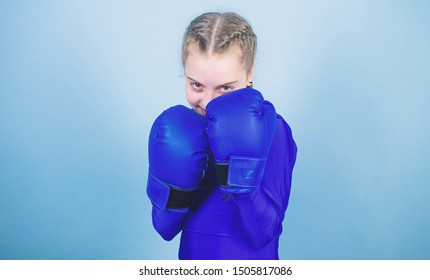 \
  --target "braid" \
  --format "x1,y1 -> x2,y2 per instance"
229,29 -> 255,40
182,12 -> 257,73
